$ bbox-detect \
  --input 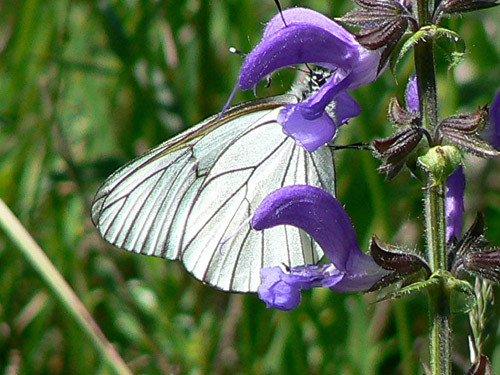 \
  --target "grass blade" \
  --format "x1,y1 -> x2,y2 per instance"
0,198 -> 132,375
